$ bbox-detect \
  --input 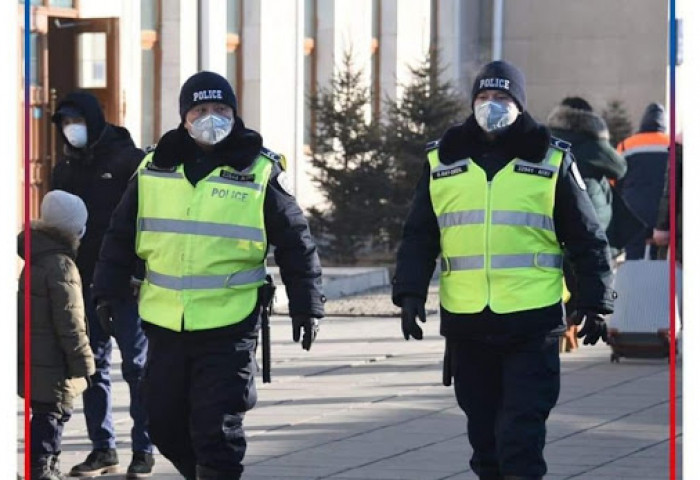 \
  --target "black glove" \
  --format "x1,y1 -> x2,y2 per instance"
95,301 -> 115,337
571,310 -> 608,345
292,316 -> 319,351
401,296 -> 426,340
